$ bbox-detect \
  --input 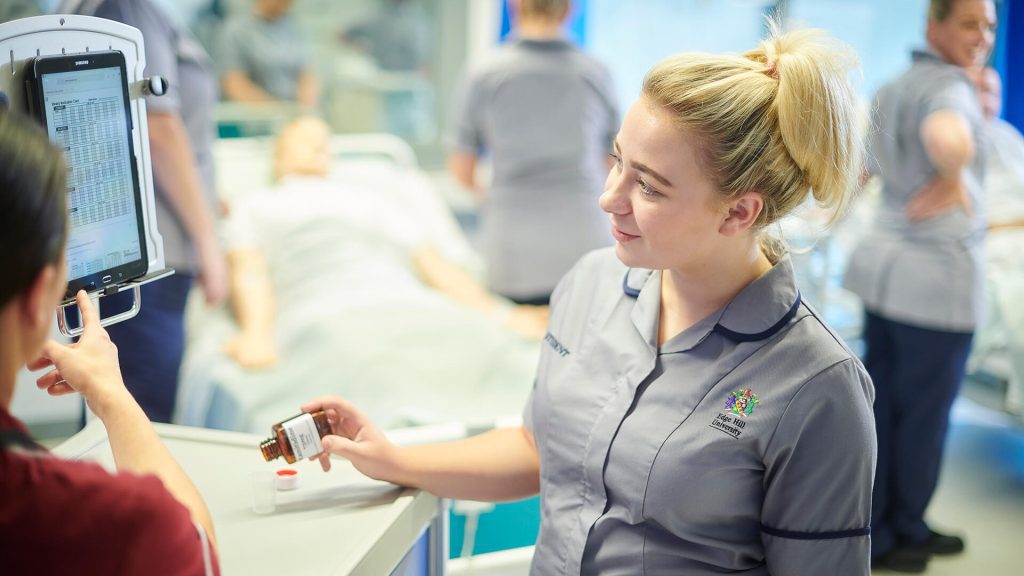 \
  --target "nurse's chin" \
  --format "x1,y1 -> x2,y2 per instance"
613,243 -> 649,268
